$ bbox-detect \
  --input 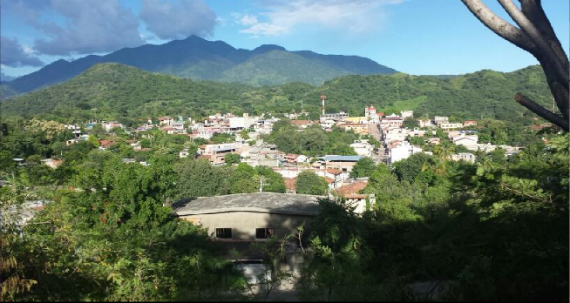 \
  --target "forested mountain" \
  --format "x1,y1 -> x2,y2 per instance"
0,63 -> 552,126
3,35 -> 396,94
